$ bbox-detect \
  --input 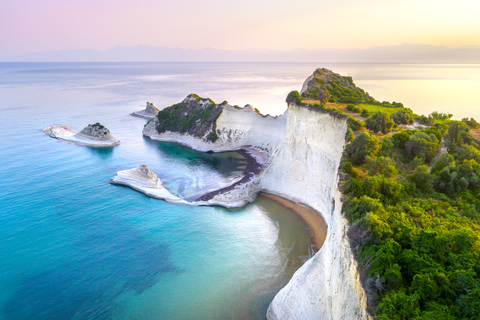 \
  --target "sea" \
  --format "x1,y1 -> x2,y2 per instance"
0,62 -> 479,320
